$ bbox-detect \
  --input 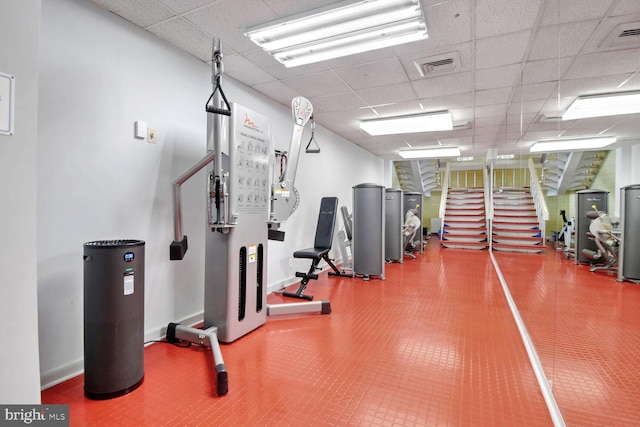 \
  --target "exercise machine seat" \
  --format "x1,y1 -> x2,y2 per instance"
284,197 -> 341,300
